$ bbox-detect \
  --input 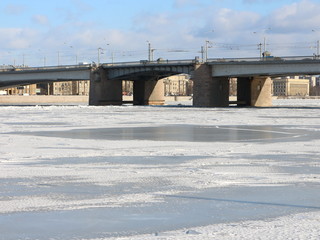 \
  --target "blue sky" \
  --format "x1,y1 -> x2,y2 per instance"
1,0 -> 320,66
